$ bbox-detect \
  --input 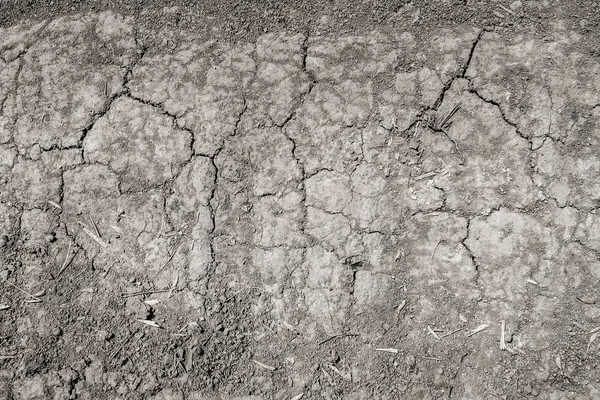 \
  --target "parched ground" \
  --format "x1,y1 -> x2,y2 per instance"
1,6 -> 600,400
